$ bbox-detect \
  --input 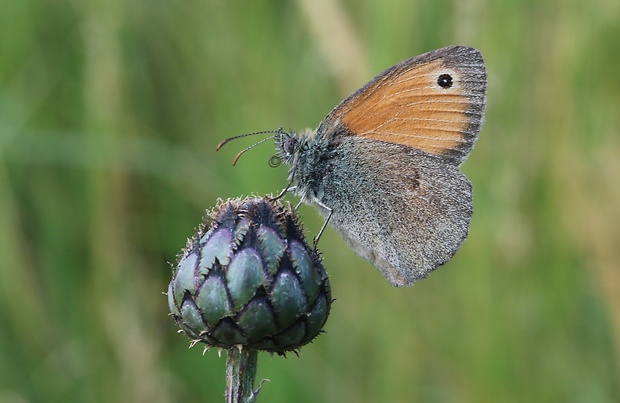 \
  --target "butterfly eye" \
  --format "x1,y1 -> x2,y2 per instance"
437,73 -> 453,89
284,137 -> 297,155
